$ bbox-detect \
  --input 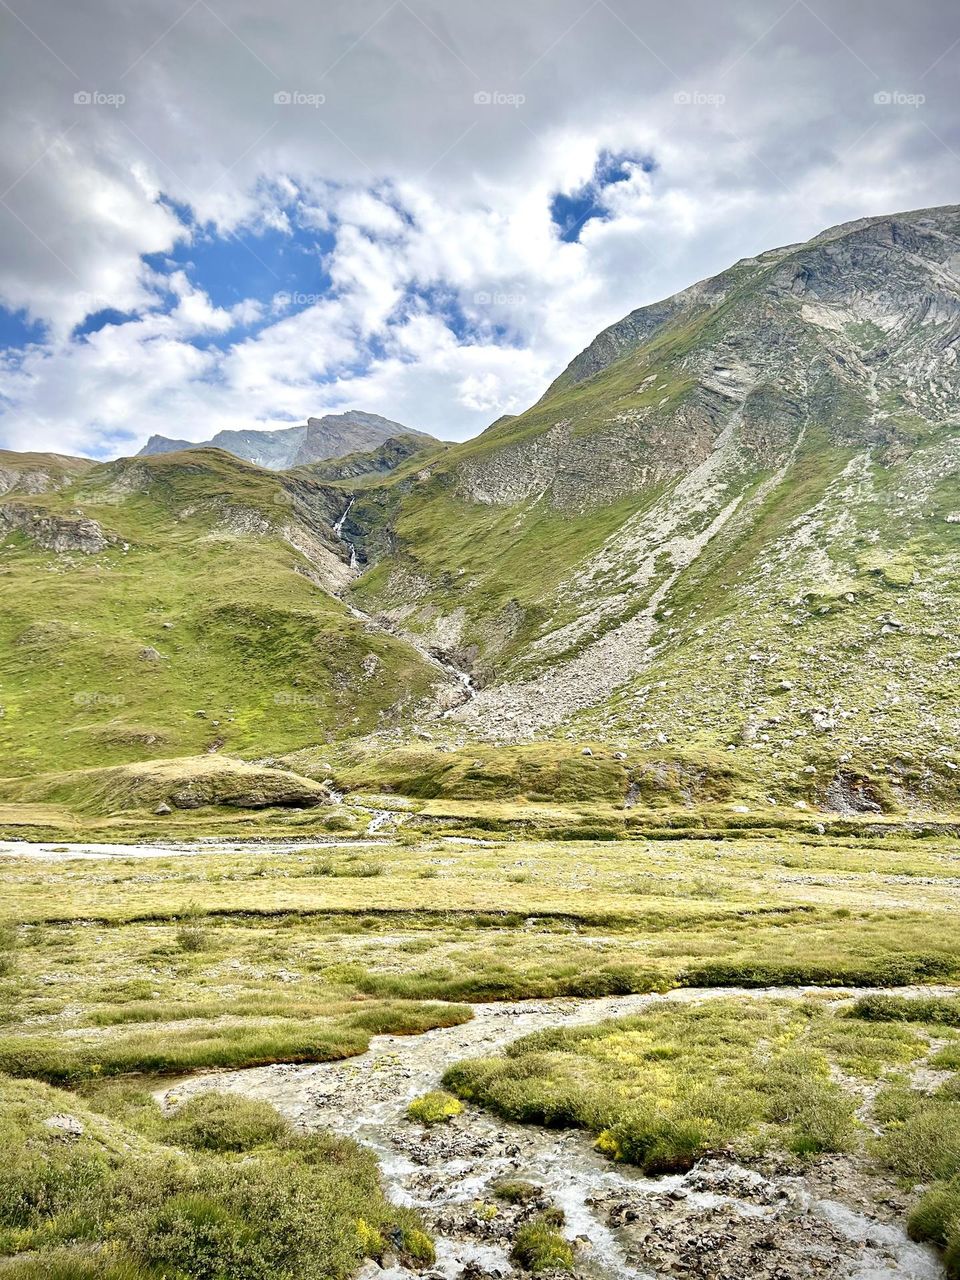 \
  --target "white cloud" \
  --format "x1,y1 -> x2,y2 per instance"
1,0 -> 959,455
